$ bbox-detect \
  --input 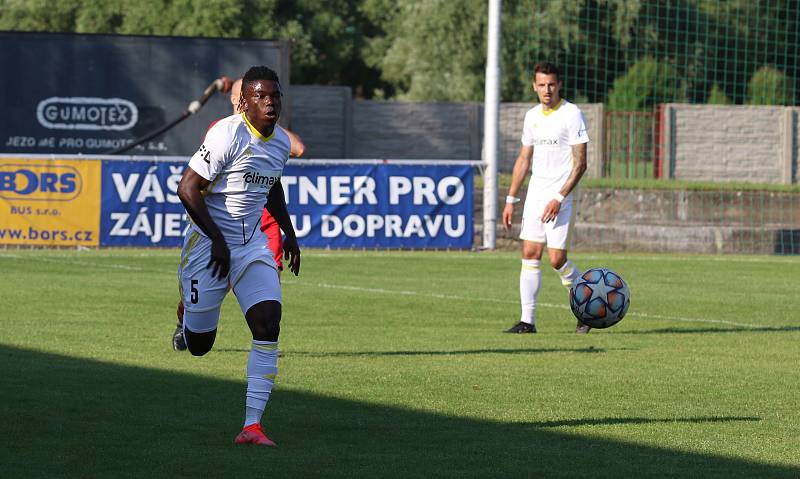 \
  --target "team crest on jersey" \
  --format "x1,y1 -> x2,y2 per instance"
243,147 -> 254,158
